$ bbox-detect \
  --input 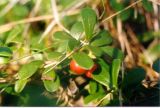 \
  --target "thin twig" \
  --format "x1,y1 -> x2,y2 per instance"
38,0 -> 88,43
44,43 -> 84,74
50,0 -> 70,34
0,0 -> 20,17
0,15 -> 53,34
101,0 -> 142,23
23,0 -> 42,52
